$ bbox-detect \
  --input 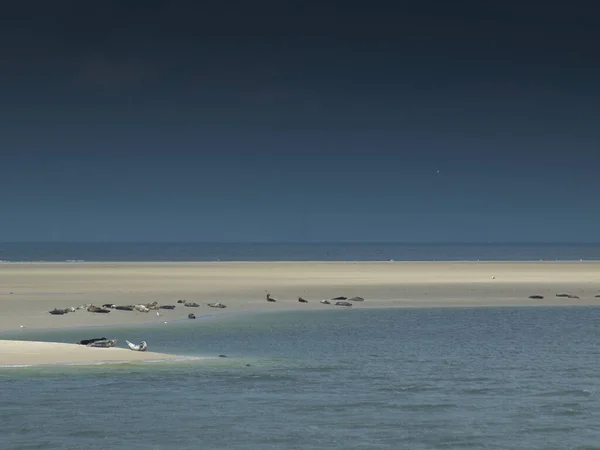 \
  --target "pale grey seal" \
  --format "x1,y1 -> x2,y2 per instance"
207,302 -> 226,308
126,340 -> 148,351
335,301 -> 352,307
88,339 -> 117,348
